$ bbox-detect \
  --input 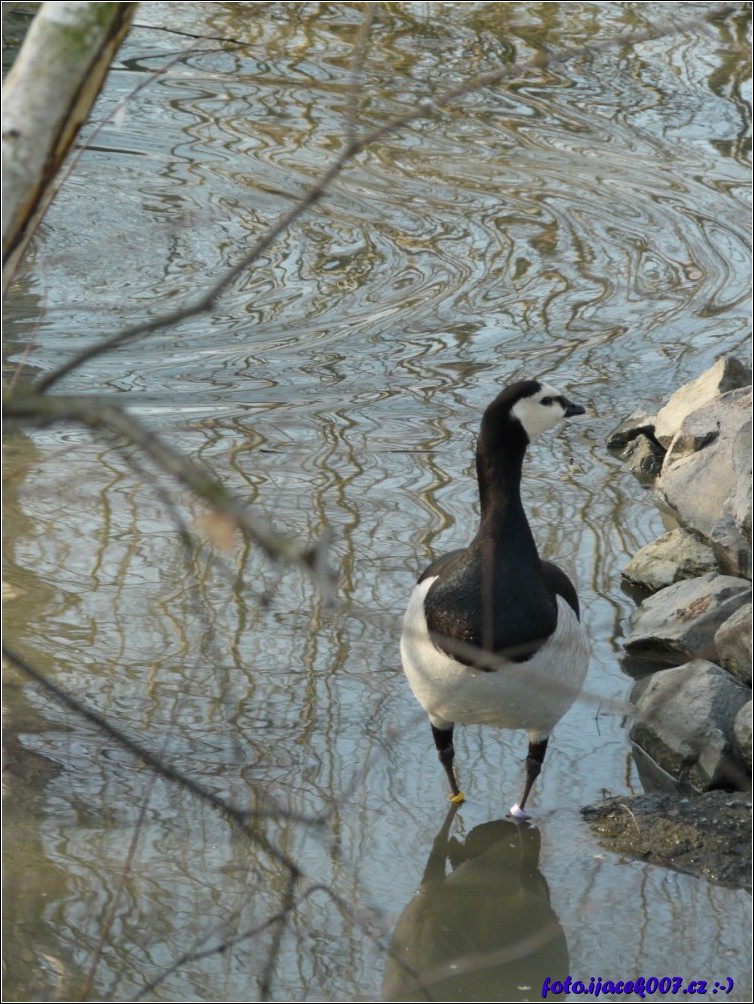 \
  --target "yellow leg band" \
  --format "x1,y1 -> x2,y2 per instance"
448,791 -> 465,805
